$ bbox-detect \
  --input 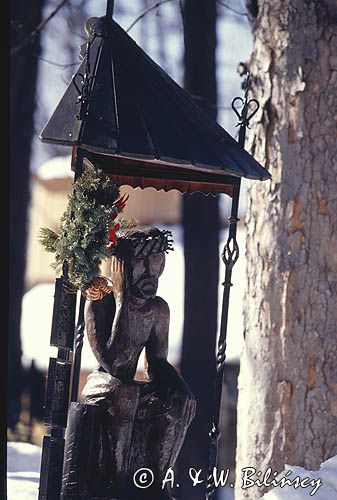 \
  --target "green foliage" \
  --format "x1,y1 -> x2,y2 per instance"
39,165 -> 120,290
38,227 -> 59,253
118,216 -> 139,229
